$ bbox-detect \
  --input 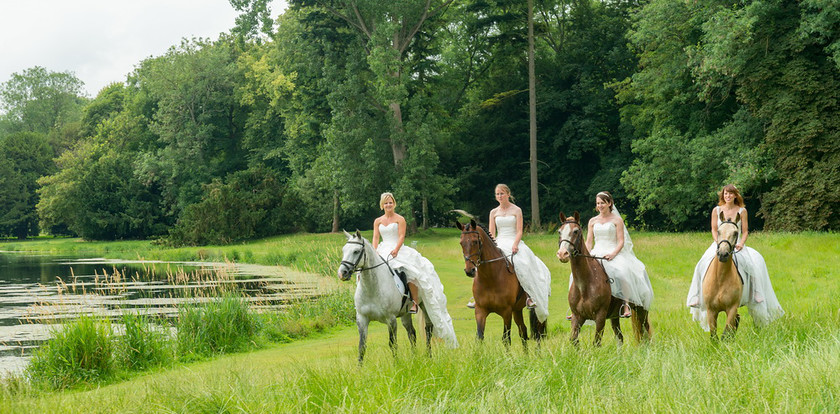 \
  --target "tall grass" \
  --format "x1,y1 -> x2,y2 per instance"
176,295 -> 260,360
26,316 -> 115,390
117,313 -> 172,371
261,288 -> 355,343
